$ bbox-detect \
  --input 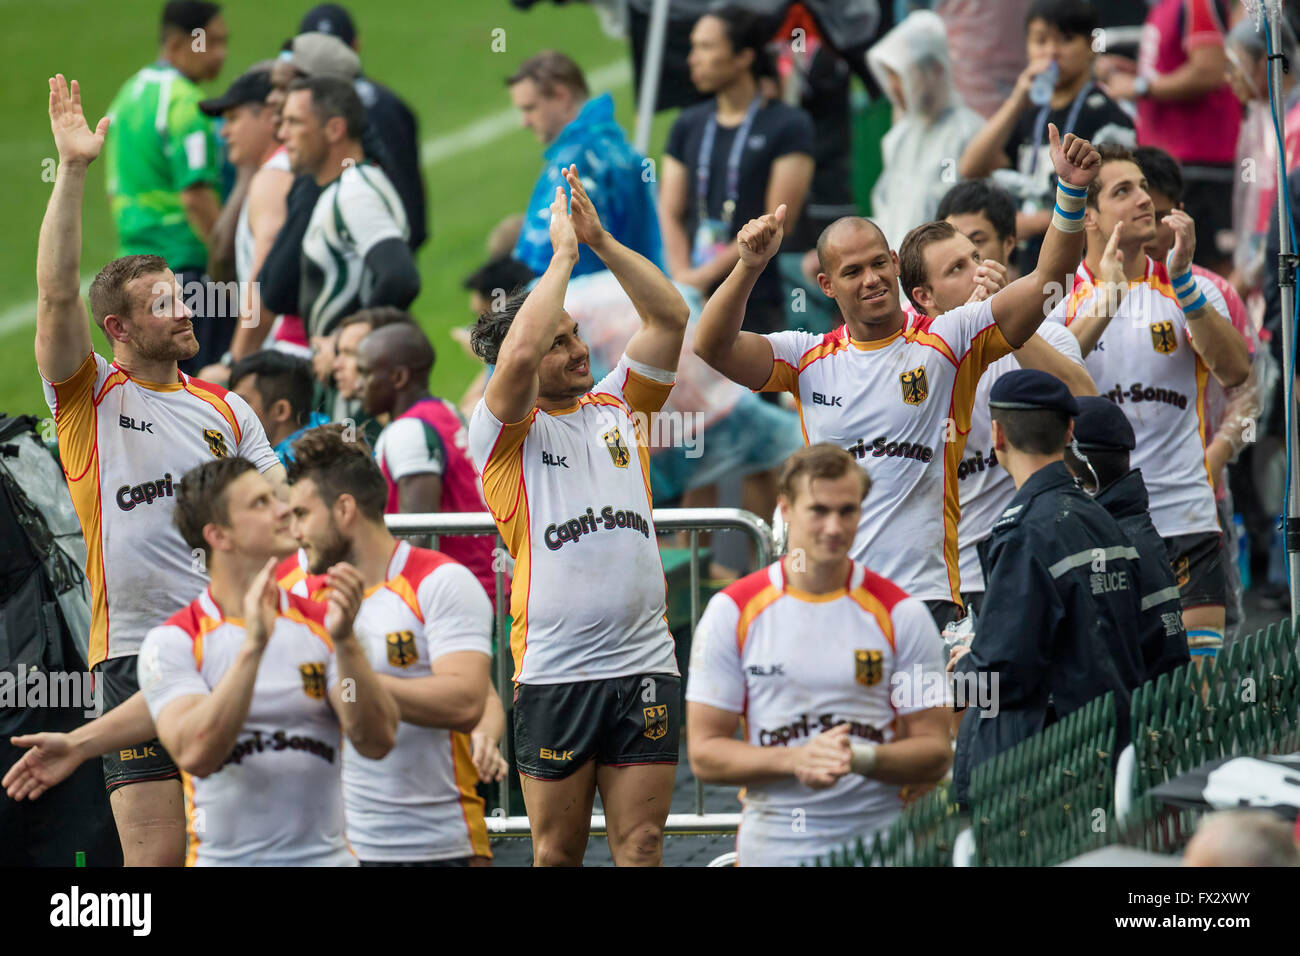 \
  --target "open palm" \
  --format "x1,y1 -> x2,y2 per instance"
49,74 -> 109,166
